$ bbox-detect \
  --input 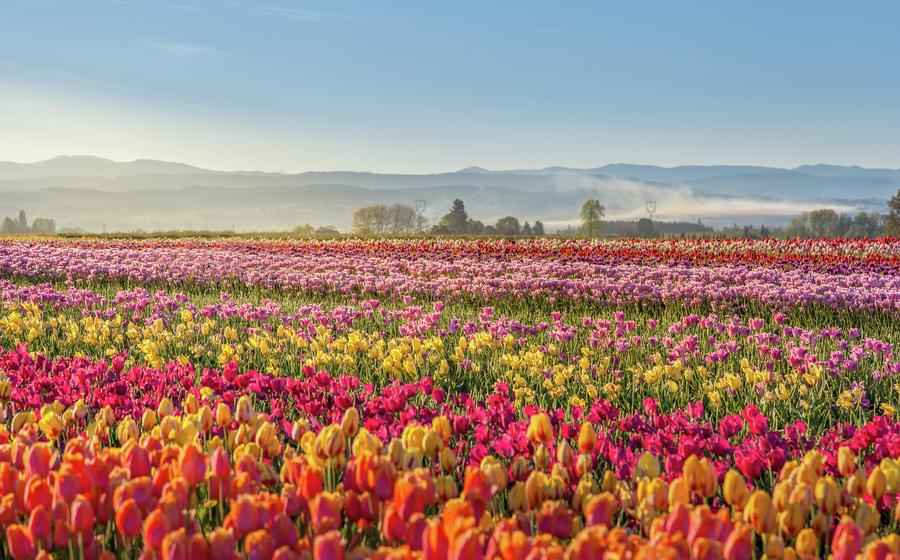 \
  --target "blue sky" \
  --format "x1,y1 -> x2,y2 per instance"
1,0 -> 898,172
